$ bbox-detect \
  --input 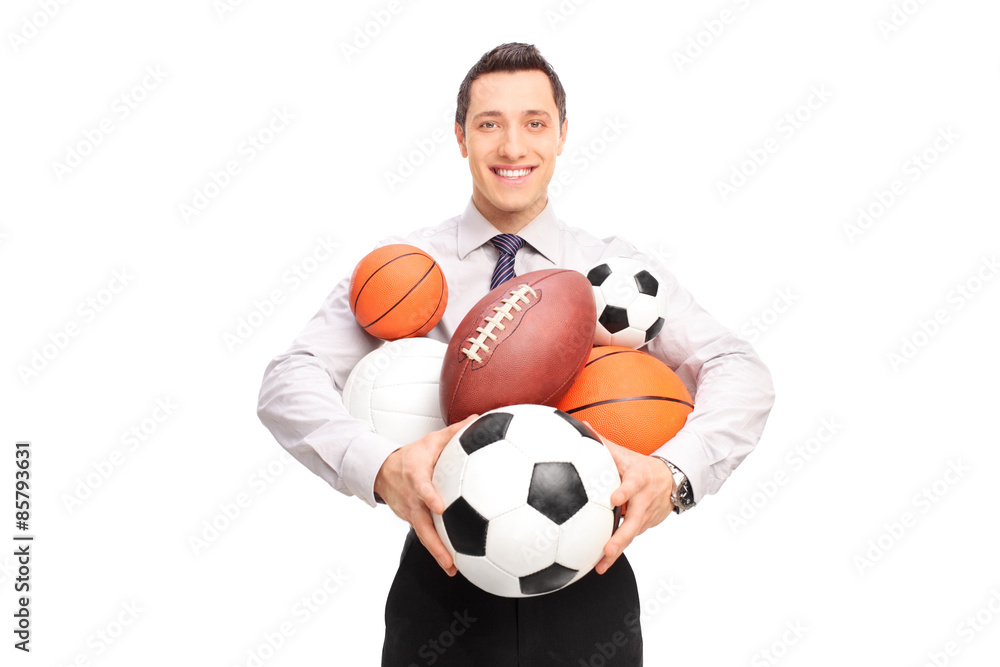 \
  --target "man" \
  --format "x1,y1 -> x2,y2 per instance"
258,43 -> 774,666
